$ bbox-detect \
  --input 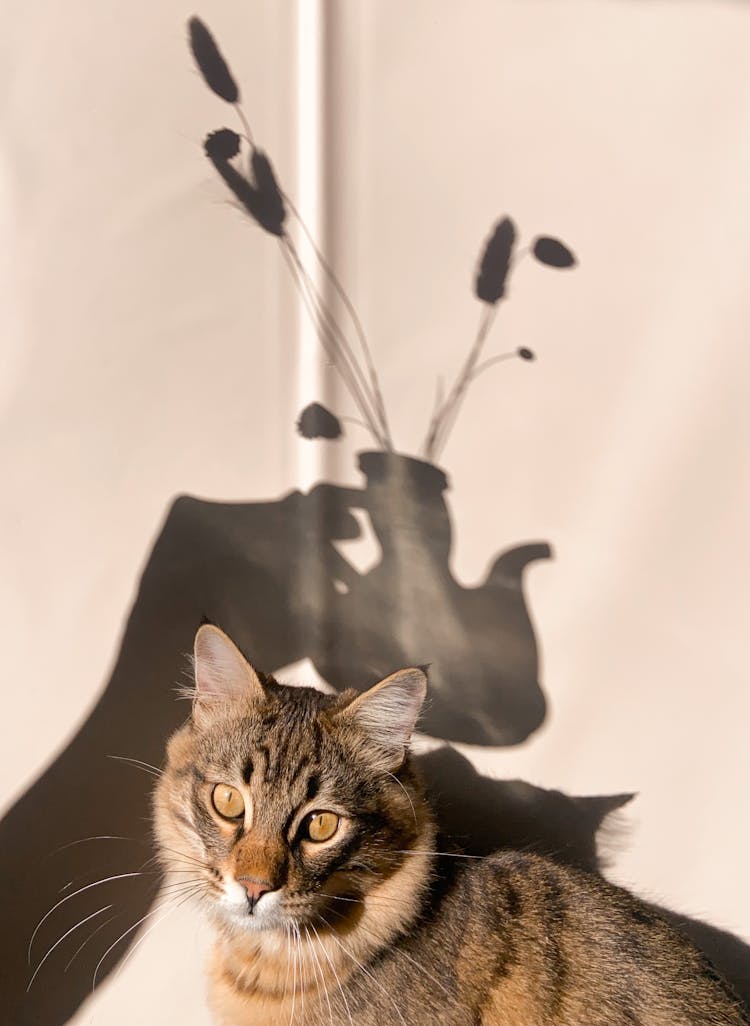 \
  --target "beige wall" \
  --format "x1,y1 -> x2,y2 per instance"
1,2 -> 748,1024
